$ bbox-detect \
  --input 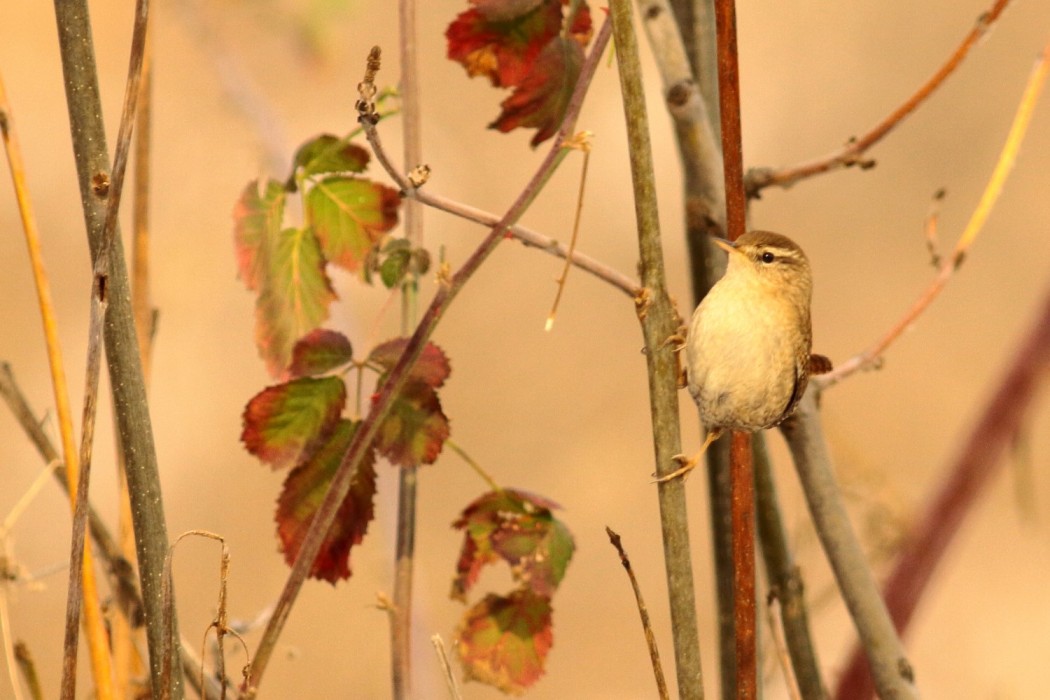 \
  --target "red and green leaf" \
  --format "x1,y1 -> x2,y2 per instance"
288,329 -> 354,378
253,227 -> 336,376
242,376 -> 347,470
291,134 -> 370,180
233,179 -> 285,292
452,489 -> 574,600
490,36 -> 584,147
446,2 -> 562,88
369,338 -> 451,389
455,589 -> 553,694
275,420 -> 377,583
306,176 -> 400,274
373,381 -> 450,467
